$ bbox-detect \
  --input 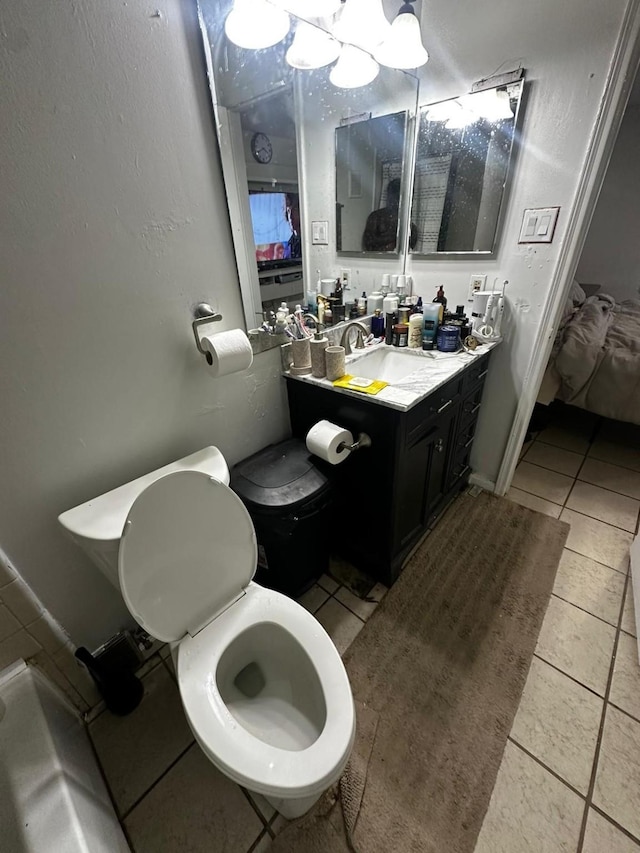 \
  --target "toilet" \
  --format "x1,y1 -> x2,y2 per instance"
59,447 -> 355,819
